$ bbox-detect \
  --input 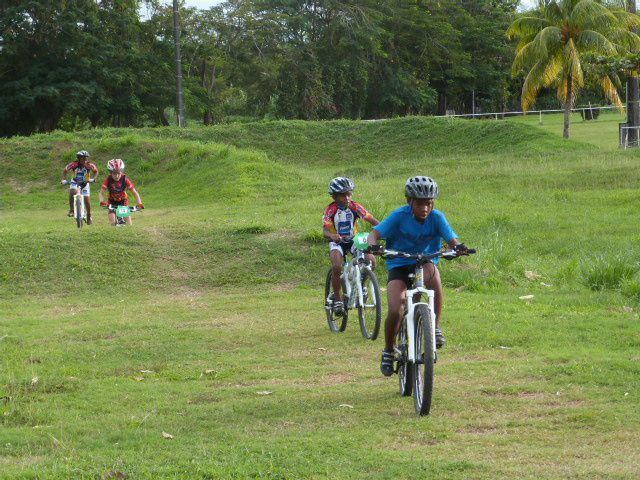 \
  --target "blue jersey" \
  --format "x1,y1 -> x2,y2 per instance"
374,205 -> 457,270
